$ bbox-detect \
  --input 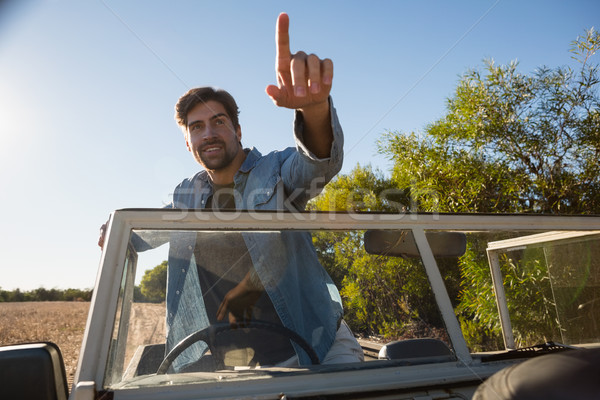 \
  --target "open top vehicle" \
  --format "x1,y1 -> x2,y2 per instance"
2,209 -> 599,399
